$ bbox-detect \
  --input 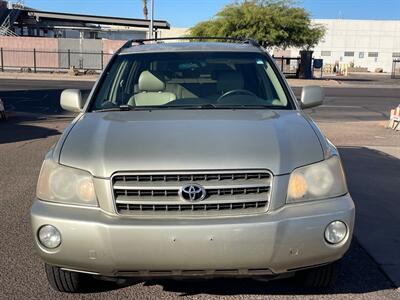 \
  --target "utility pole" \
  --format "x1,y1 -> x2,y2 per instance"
149,0 -> 154,38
